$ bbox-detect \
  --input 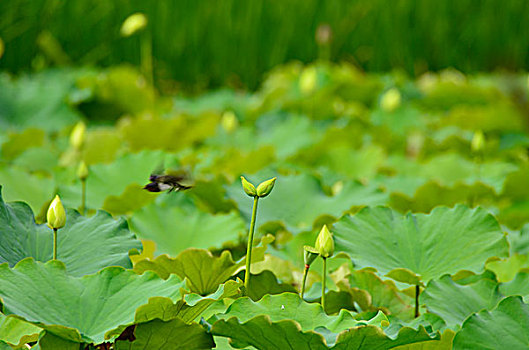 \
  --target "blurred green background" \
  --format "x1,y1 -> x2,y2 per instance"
1,0 -> 529,90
